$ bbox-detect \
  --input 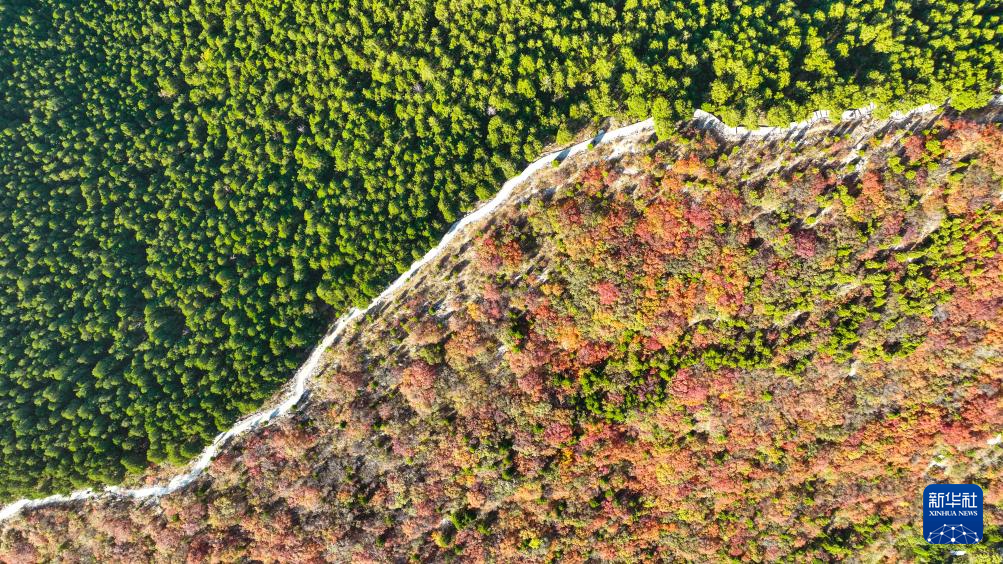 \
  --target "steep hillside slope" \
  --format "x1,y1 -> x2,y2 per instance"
2,110 -> 1002,562
3,0 -> 1002,499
